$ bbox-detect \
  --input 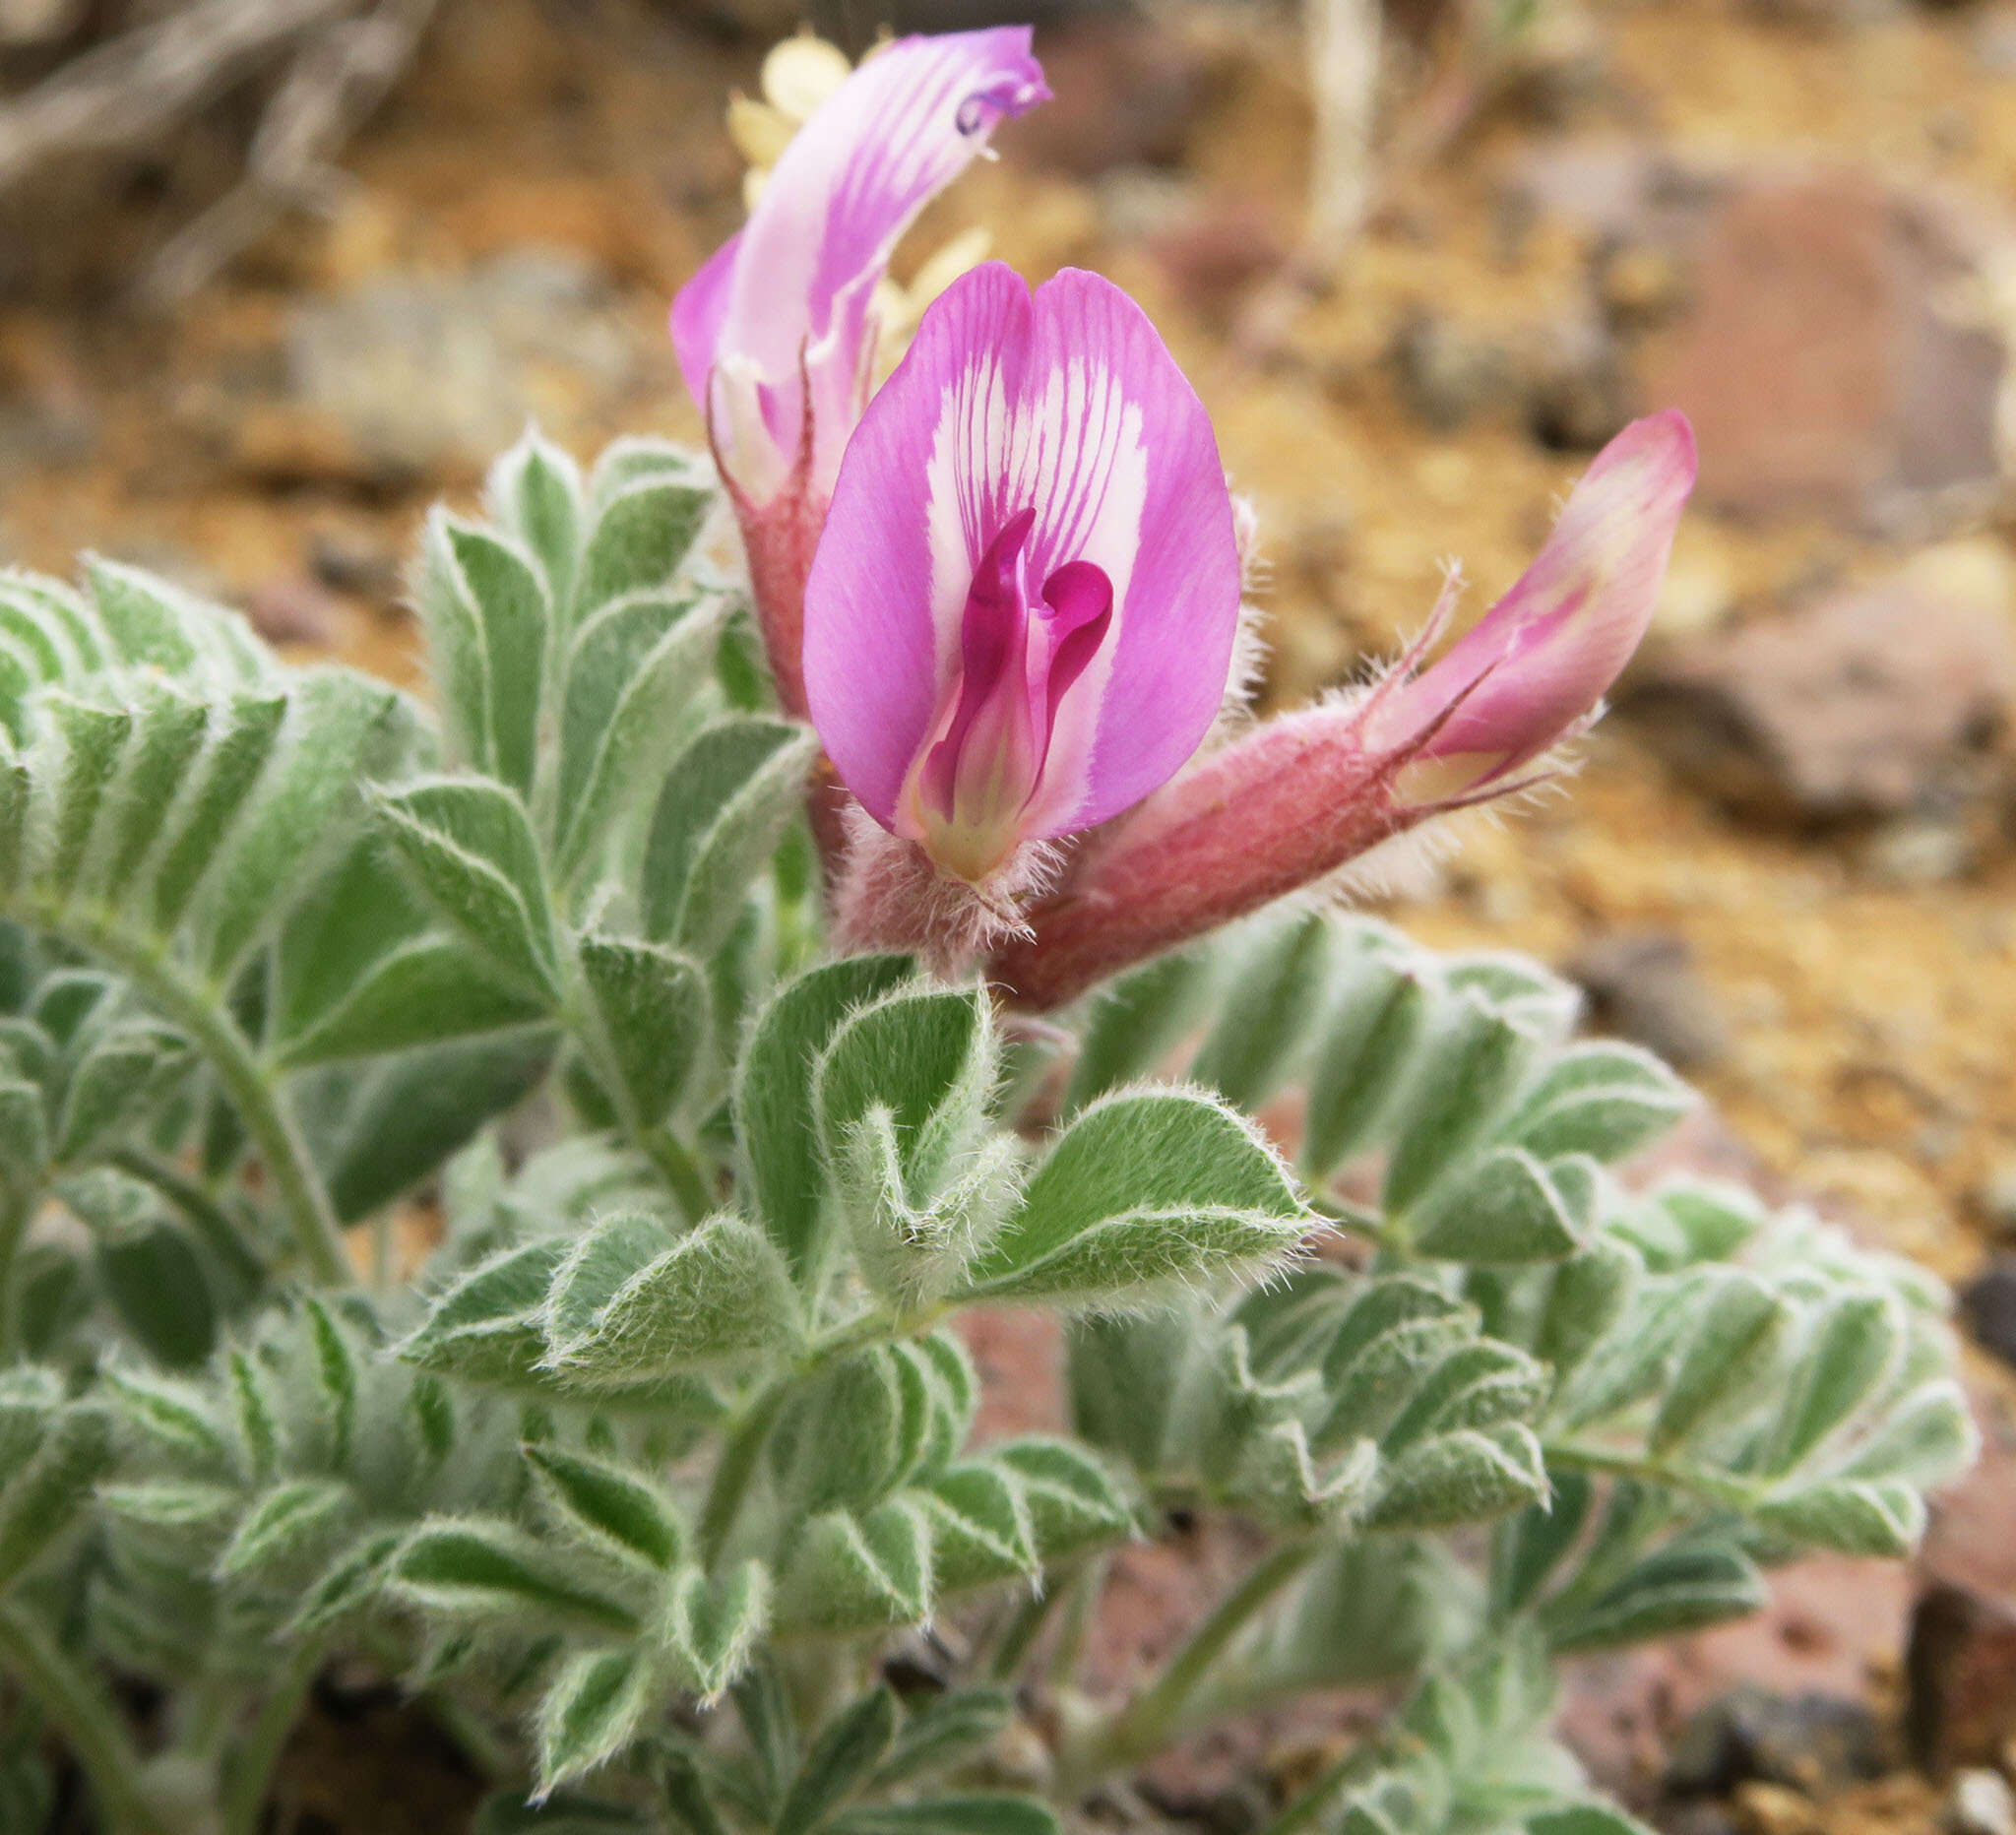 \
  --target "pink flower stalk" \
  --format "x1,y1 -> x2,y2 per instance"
802,262 -> 1244,928
672,30 -> 1048,717
990,410 -> 1698,1009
